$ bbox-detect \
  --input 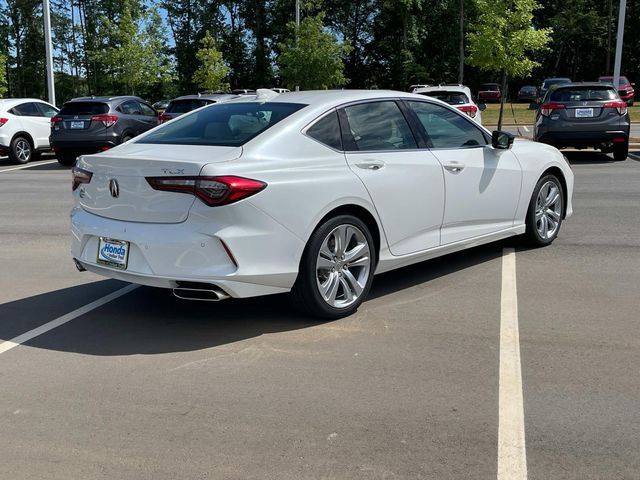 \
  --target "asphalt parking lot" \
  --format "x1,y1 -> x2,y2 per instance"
1,151 -> 639,479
